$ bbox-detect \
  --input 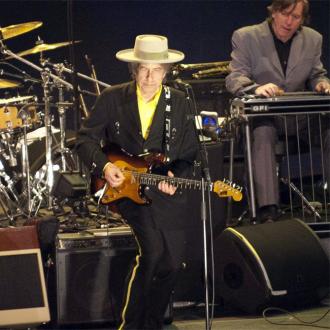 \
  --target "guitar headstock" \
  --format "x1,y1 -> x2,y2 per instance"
213,180 -> 243,201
